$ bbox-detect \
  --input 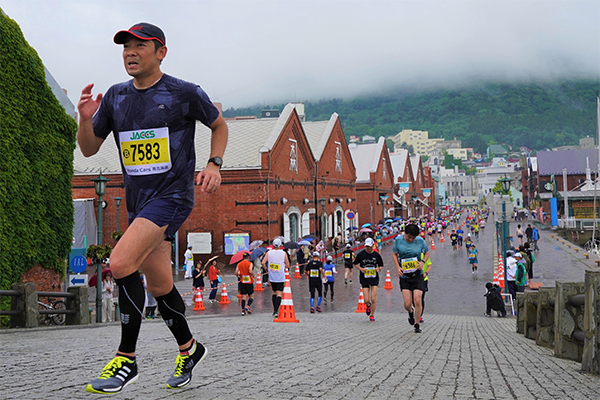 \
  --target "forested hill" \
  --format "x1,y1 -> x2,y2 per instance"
222,80 -> 599,154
